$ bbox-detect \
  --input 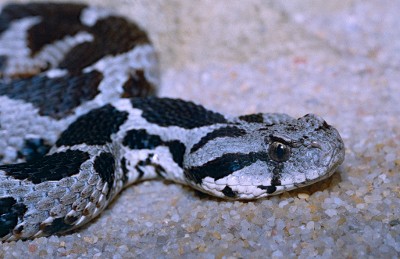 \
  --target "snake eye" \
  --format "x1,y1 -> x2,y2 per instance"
268,142 -> 290,162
